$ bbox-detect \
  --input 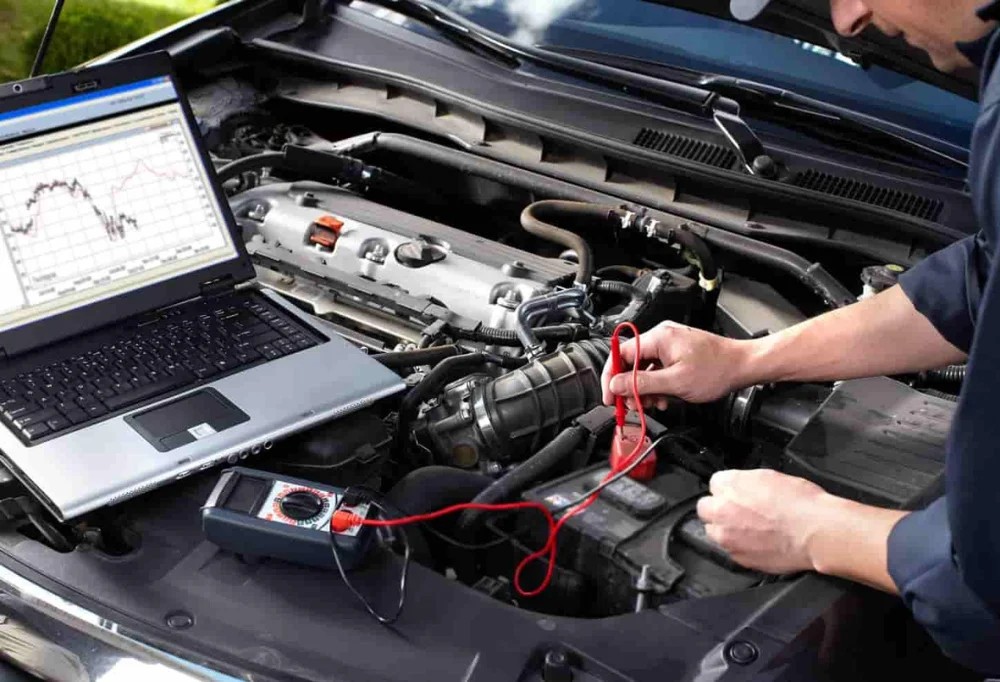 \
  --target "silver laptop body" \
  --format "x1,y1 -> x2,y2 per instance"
0,54 -> 403,520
